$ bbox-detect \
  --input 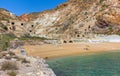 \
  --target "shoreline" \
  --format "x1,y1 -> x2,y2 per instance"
47,50 -> 120,60
15,42 -> 120,59
46,50 -> 120,60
